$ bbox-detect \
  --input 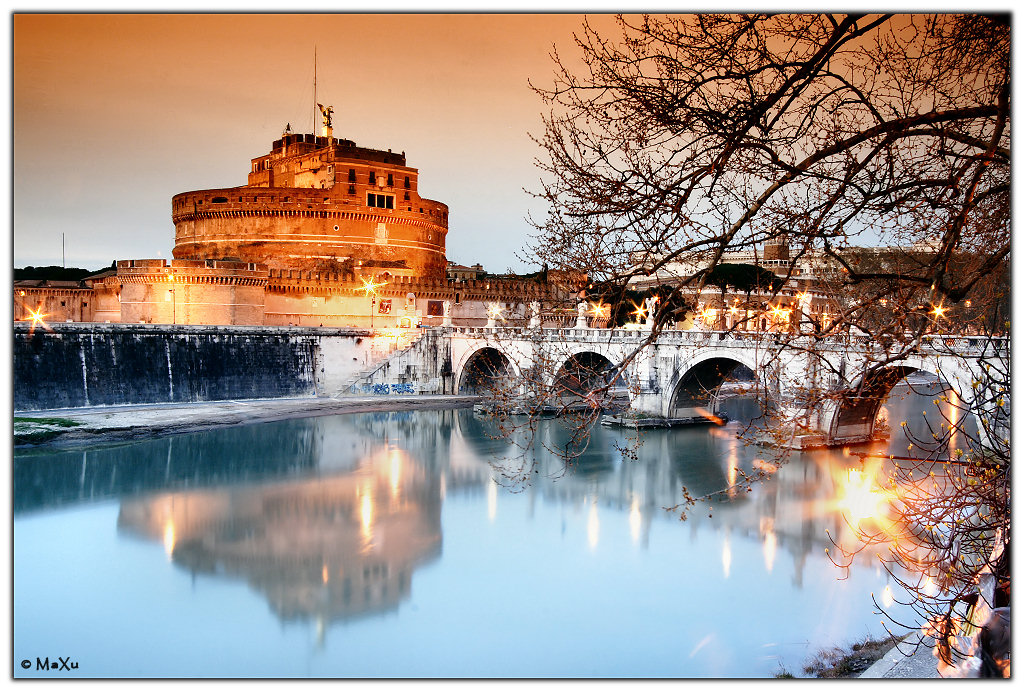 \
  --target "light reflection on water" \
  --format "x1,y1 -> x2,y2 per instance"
13,386 -> 957,678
